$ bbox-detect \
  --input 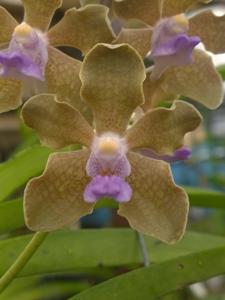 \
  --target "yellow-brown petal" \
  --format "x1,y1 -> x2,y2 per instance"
80,43 -> 146,134
21,94 -> 94,149
189,11 -> 225,54
24,149 -> 94,232
119,152 -> 189,243
161,0 -> 212,17
48,5 -> 115,54
142,73 -> 176,110
22,0 -> 62,32
112,27 -> 152,58
0,6 -> 18,46
45,46 -> 92,121
126,100 -> 202,155
160,49 -> 224,109
0,78 -> 22,113
112,0 -> 160,26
